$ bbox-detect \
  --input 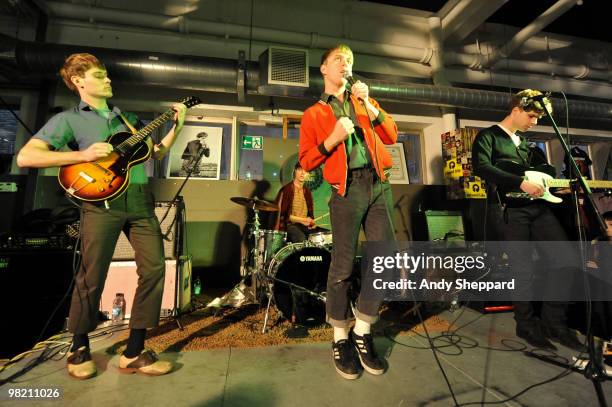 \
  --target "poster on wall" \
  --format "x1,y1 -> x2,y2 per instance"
384,143 -> 410,184
167,125 -> 223,180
